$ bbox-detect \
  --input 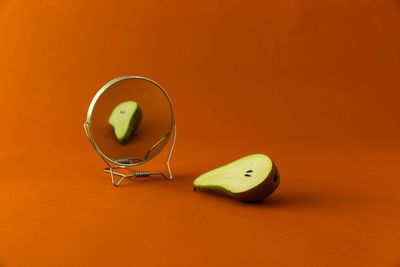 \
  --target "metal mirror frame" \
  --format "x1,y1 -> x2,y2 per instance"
84,76 -> 176,187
